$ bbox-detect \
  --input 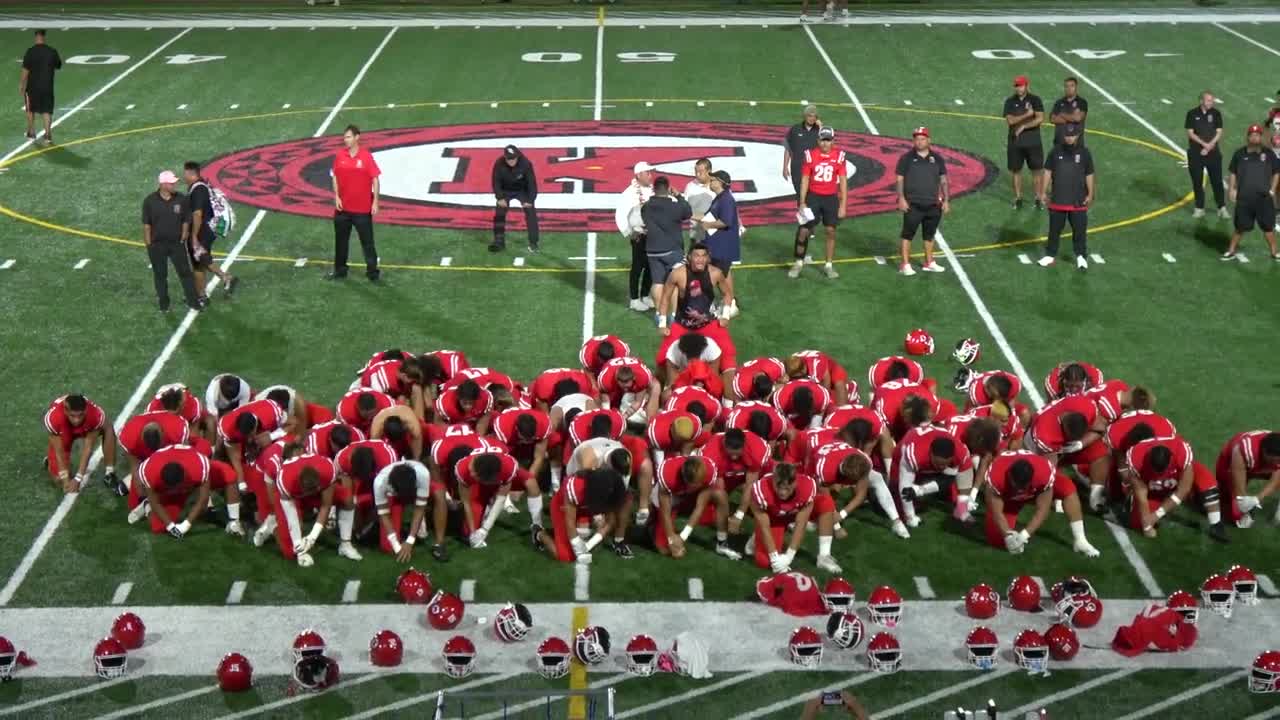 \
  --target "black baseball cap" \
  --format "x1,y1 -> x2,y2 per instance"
710,170 -> 731,186
503,144 -> 519,159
